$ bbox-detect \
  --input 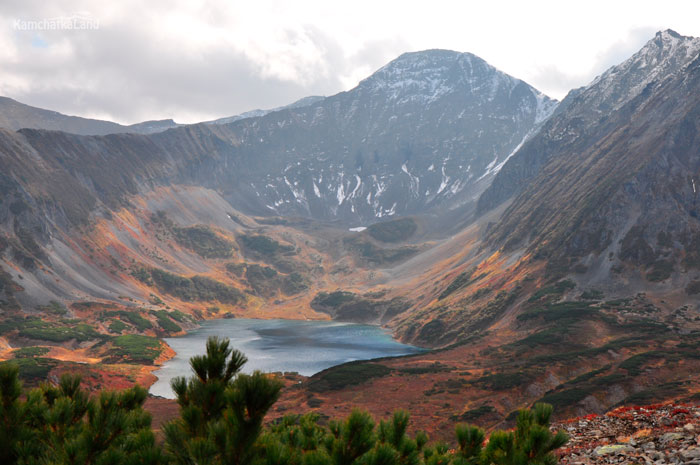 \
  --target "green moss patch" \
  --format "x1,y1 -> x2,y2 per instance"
1,318 -> 101,343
